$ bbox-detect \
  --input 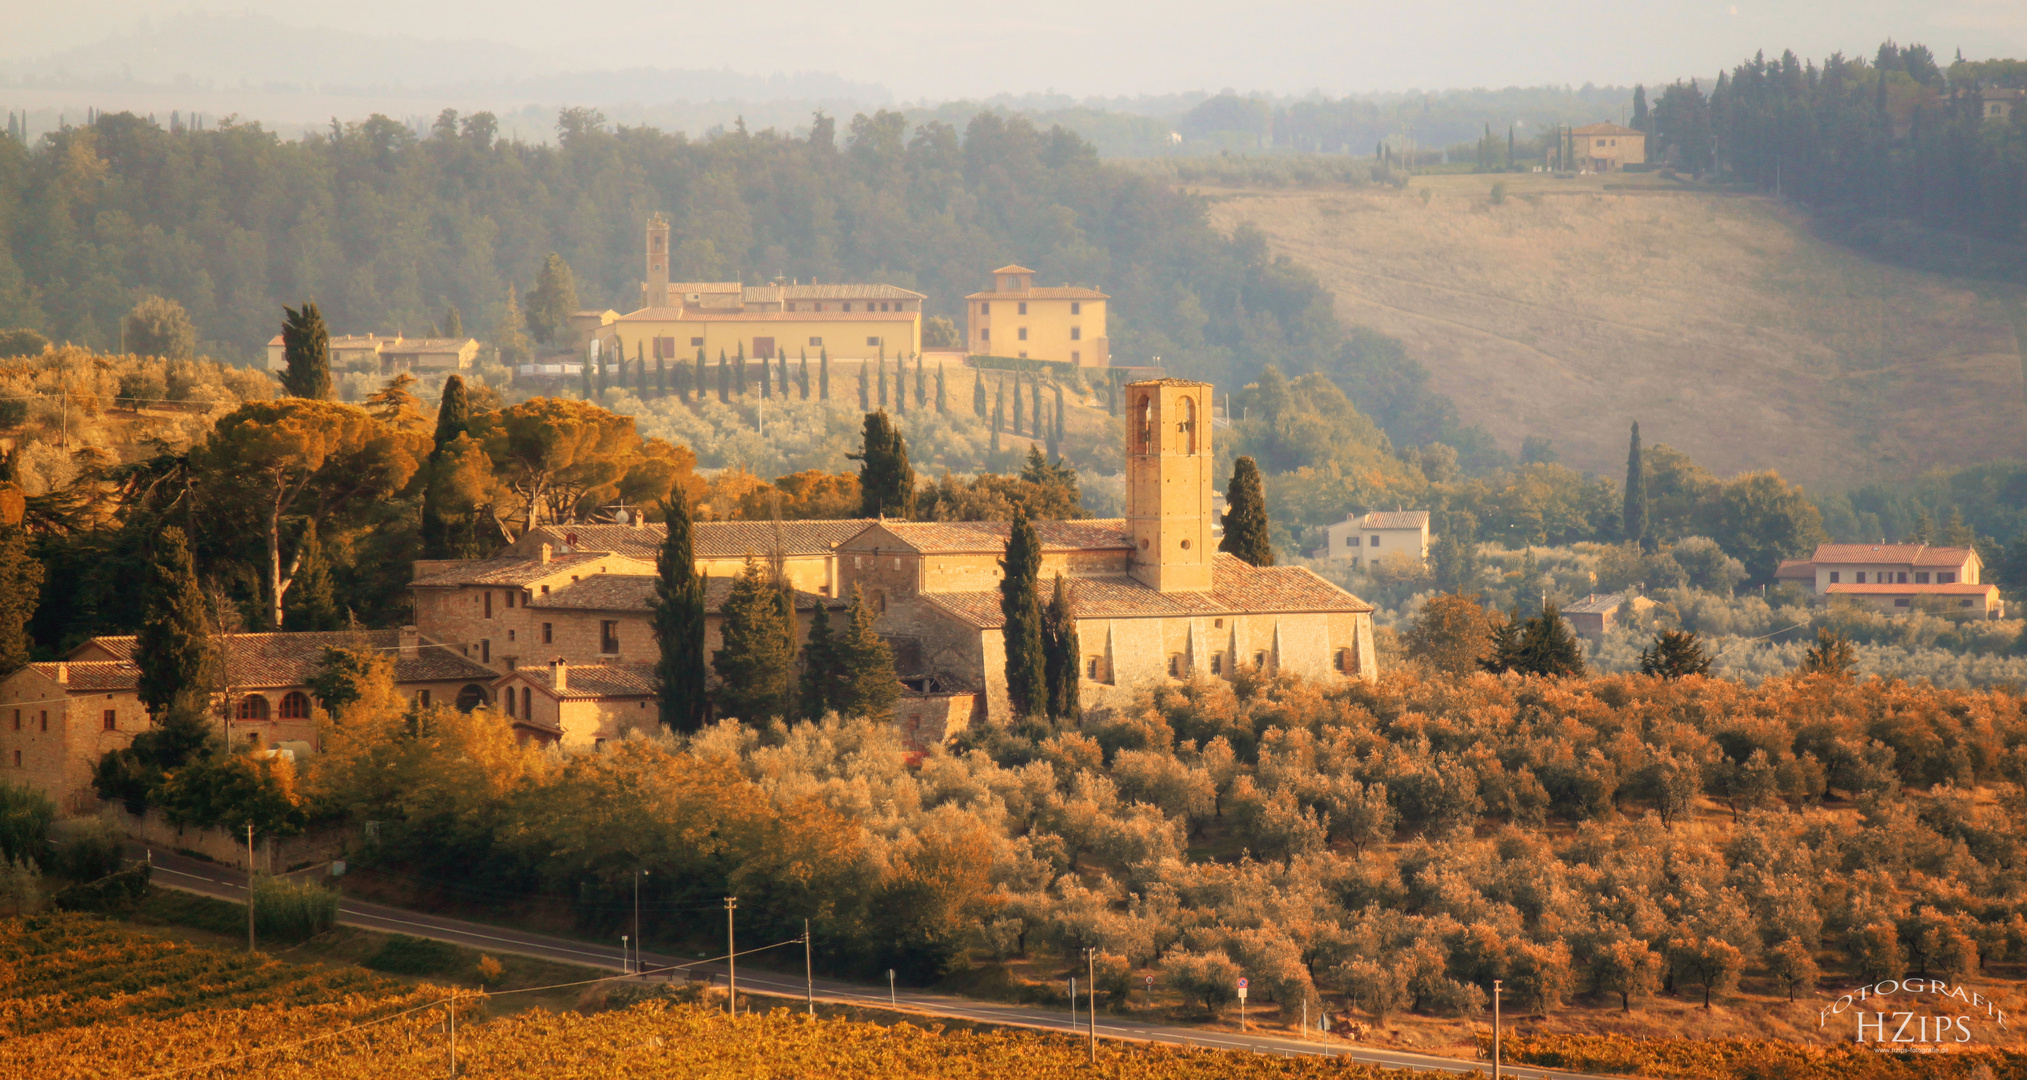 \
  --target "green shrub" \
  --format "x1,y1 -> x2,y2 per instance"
251,874 -> 339,942
52,861 -> 150,912
363,934 -> 463,975
54,818 -> 124,882
0,782 -> 53,864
